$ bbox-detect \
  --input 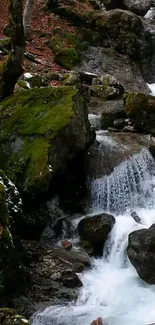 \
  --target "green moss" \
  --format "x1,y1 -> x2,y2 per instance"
124,92 -> 155,133
17,80 -> 30,89
0,86 -> 79,194
55,48 -> 80,69
48,32 -> 81,69
0,38 -> 11,51
124,92 -> 149,116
